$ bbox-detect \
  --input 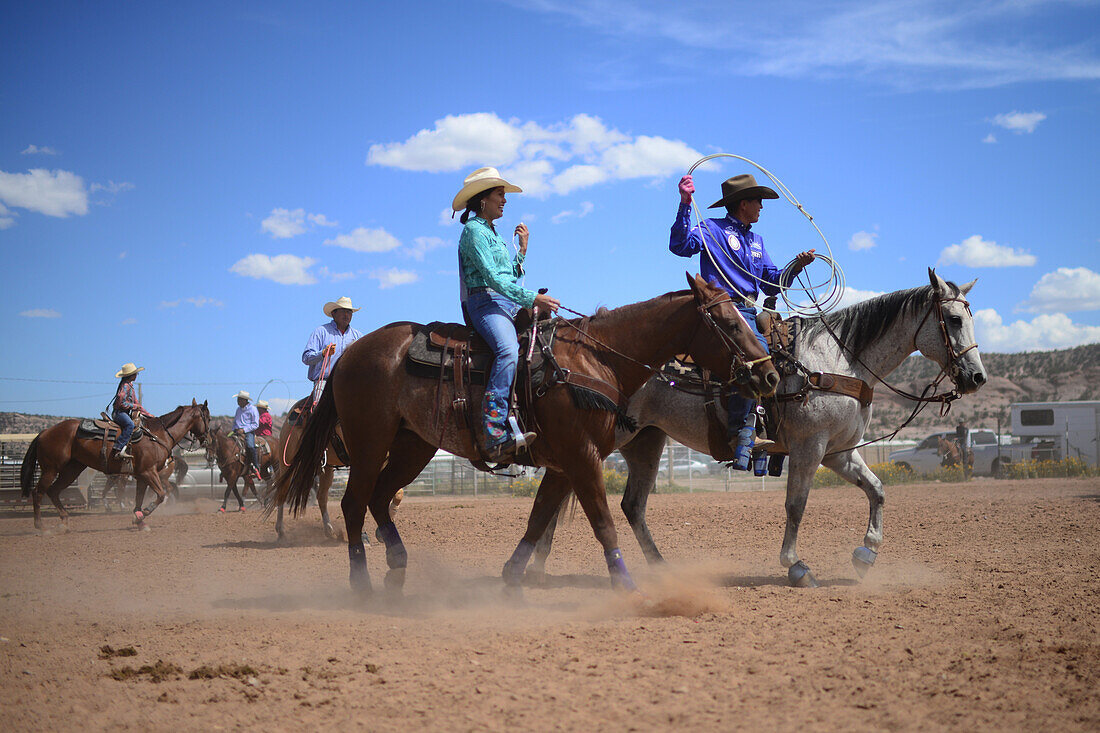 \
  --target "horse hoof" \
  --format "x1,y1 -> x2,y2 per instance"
384,568 -> 406,593
132,511 -> 145,525
502,584 -> 525,604
524,567 -> 548,587
323,523 -> 336,540
350,572 -> 372,595
140,524 -> 152,533
788,561 -> 819,588
851,547 -> 877,578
